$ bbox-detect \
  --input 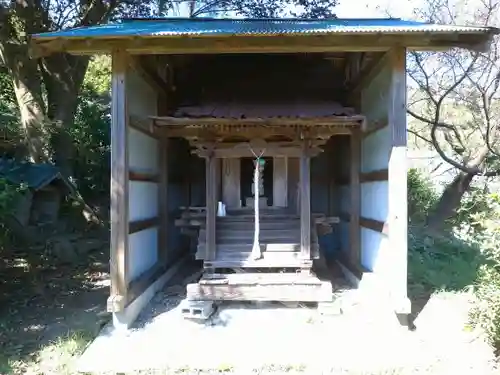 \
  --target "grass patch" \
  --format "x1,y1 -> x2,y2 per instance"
0,330 -> 93,375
